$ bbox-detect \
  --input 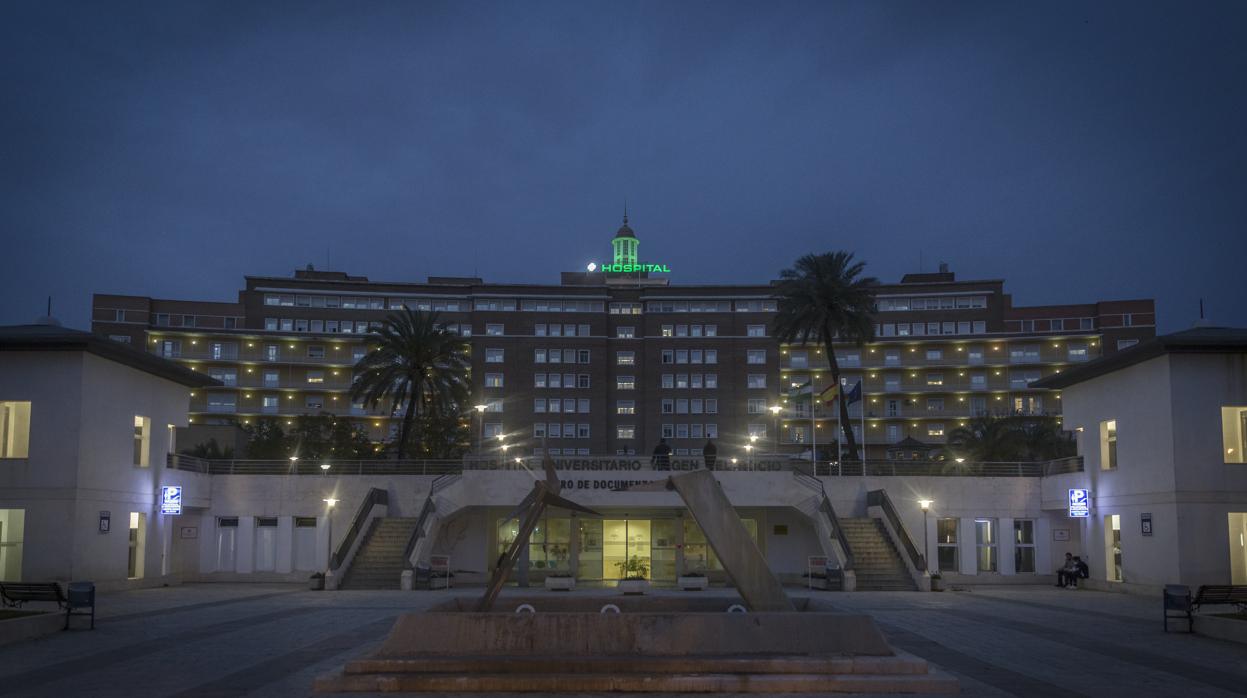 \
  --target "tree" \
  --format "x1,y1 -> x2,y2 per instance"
327,418 -> 376,459
241,417 -> 288,459
350,308 -> 471,459
1017,417 -> 1076,461
772,252 -> 878,460
286,413 -> 334,460
182,437 -> 234,460
944,416 -> 1025,462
